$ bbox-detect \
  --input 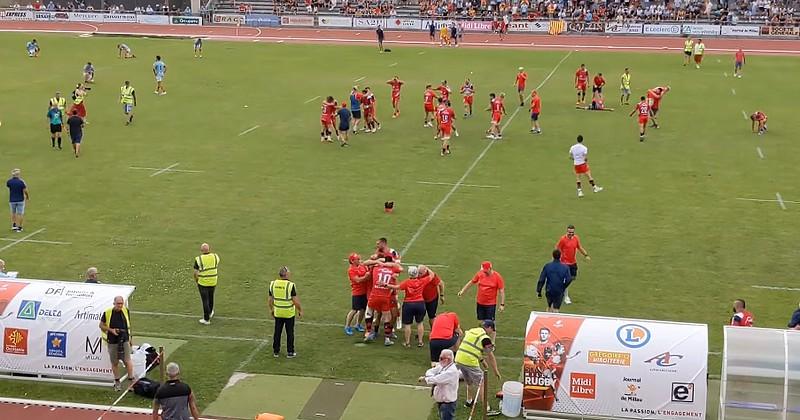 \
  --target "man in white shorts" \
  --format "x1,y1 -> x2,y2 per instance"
569,135 -> 603,198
